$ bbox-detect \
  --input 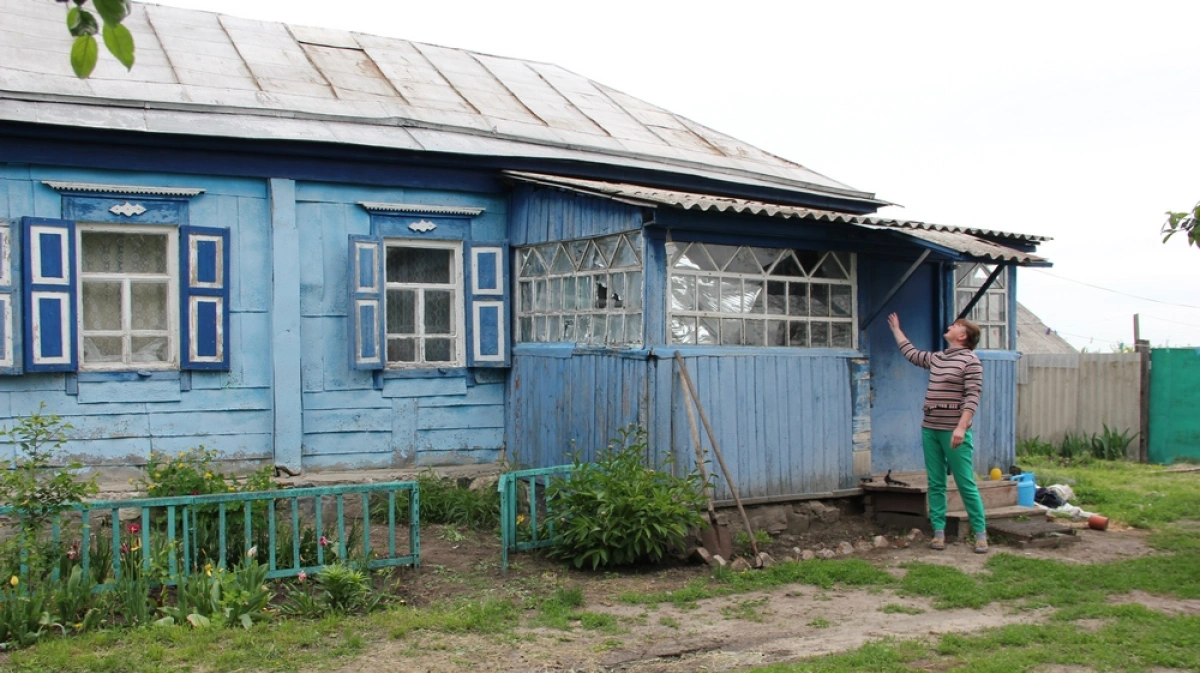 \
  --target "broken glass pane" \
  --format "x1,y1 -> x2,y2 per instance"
811,321 -> 830,347
386,289 -> 416,334
766,281 -> 786,315
426,338 -> 453,362
720,278 -> 742,313
563,277 -> 577,311
388,338 -> 416,362
387,246 -> 452,284
698,318 -> 719,345
810,284 -> 830,317
788,321 -> 808,347
626,313 -> 642,344
132,336 -> 168,363
697,276 -> 719,313
626,271 -> 643,309
561,316 -> 575,342
814,253 -> 847,279
770,252 -> 804,278
610,273 -> 626,309
767,320 -> 787,346
706,244 -> 737,271
611,236 -> 638,268
670,316 -> 696,344
726,247 -> 762,274
831,285 -> 853,317
595,279 -> 609,309
83,336 -> 122,363
424,290 -> 453,334
581,242 -> 606,270
550,245 -> 575,274
577,314 -> 591,343
721,319 -> 743,345
745,320 -> 765,346
831,322 -> 852,348
787,282 -> 808,316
